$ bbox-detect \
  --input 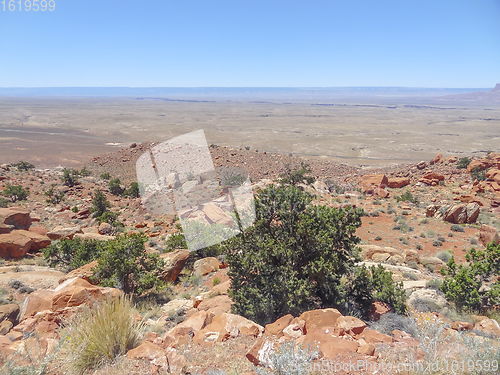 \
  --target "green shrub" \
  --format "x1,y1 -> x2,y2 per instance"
402,272 -> 419,281
396,191 -> 417,203
433,240 -> 443,247
374,235 -> 382,241
470,237 -> 478,245
108,178 -> 123,196
63,295 -> 143,375
436,250 -> 453,263
91,234 -> 166,295
0,197 -> 9,208
79,167 -> 91,177
122,182 -> 140,198
100,172 -> 111,180
2,184 -> 29,202
278,162 -> 314,185
43,237 -> 104,271
90,189 -> 111,218
44,183 -> 65,205
426,278 -> 443,290
471,166 -> 487,182
12,161 -> 35,171
225,184 -> 363,325
407,260 -> 419,269
416,244 -> 423,250
61,168 -> 80,187
457,157 -> 471,169
440,242 -> 500,311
